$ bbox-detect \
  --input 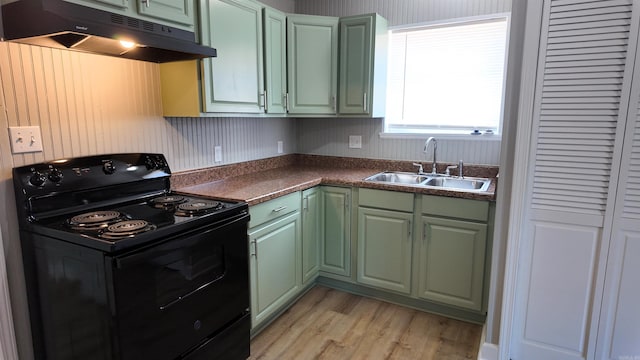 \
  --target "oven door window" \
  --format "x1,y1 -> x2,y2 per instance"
155,242 -> 225,310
